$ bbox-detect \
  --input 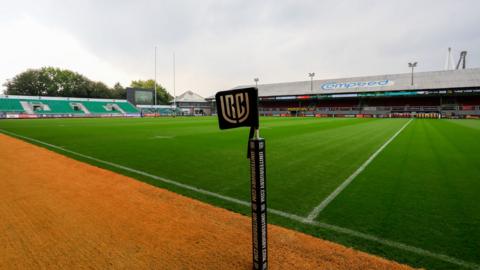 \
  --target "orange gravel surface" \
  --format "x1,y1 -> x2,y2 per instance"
0,133 -> 415,269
